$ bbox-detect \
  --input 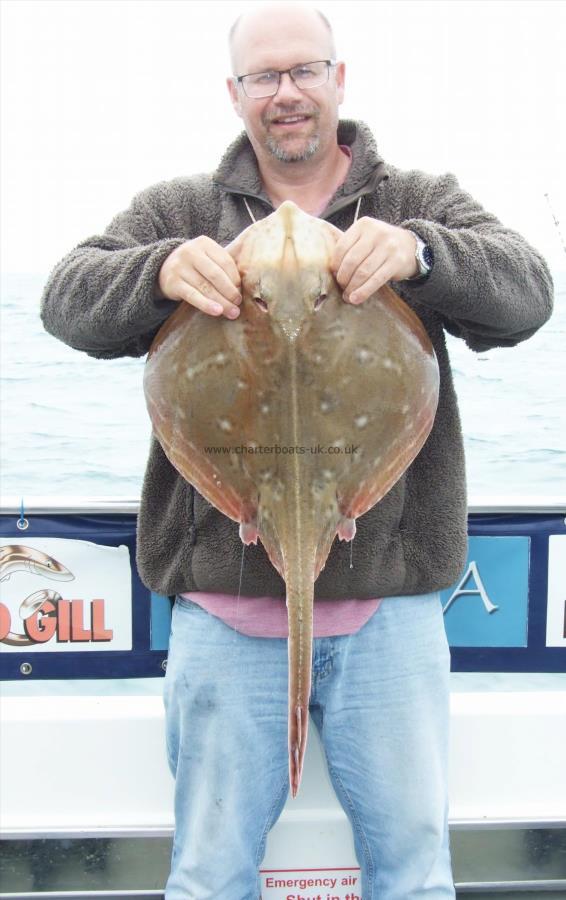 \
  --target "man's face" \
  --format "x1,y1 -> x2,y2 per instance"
227,15 -> 345,166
